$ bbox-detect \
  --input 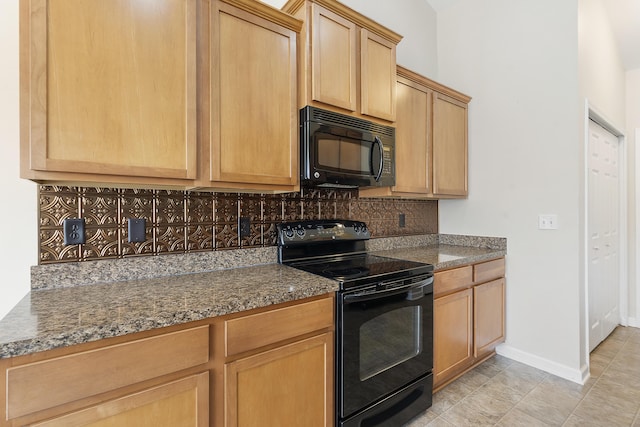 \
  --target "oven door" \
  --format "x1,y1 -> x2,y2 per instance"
337,275 -> 433,421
